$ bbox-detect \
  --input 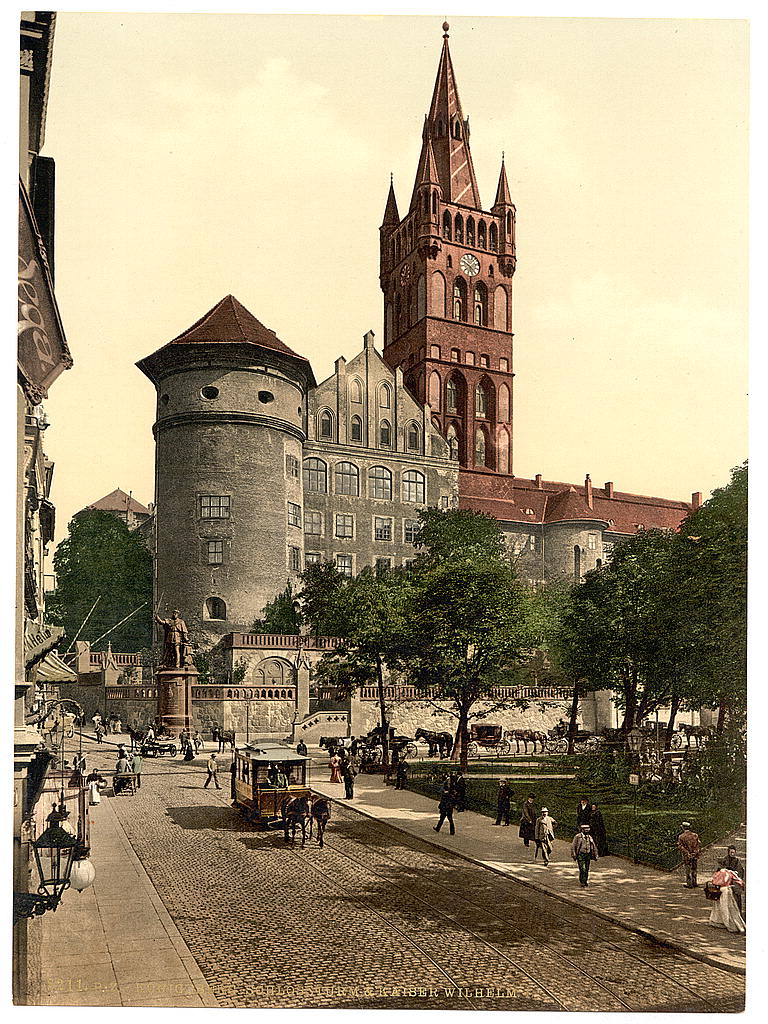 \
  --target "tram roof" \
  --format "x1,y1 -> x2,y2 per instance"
236,742 -> 310,764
